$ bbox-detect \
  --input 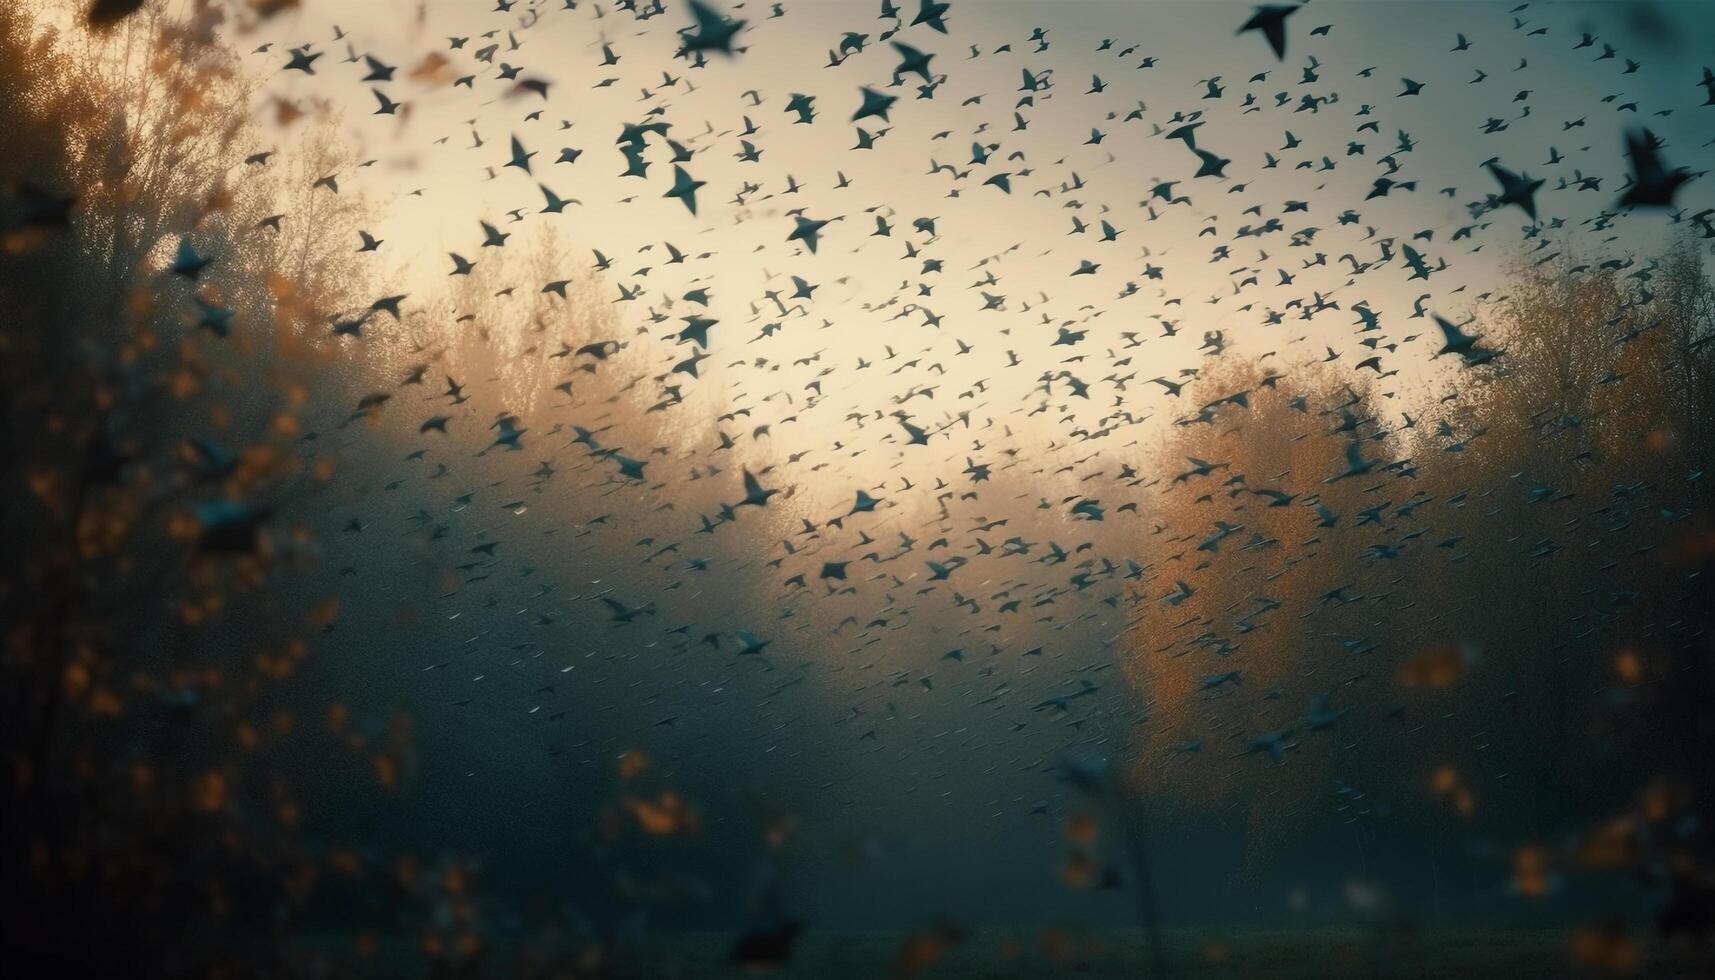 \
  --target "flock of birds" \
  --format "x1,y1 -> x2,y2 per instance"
149,0 -> 1714,849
